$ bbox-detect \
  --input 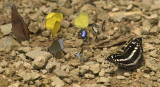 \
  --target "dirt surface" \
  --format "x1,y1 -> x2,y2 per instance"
0,0 -> 160,87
